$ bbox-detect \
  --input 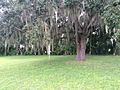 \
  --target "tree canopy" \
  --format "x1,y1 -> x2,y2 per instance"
0,0 -> 120,60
